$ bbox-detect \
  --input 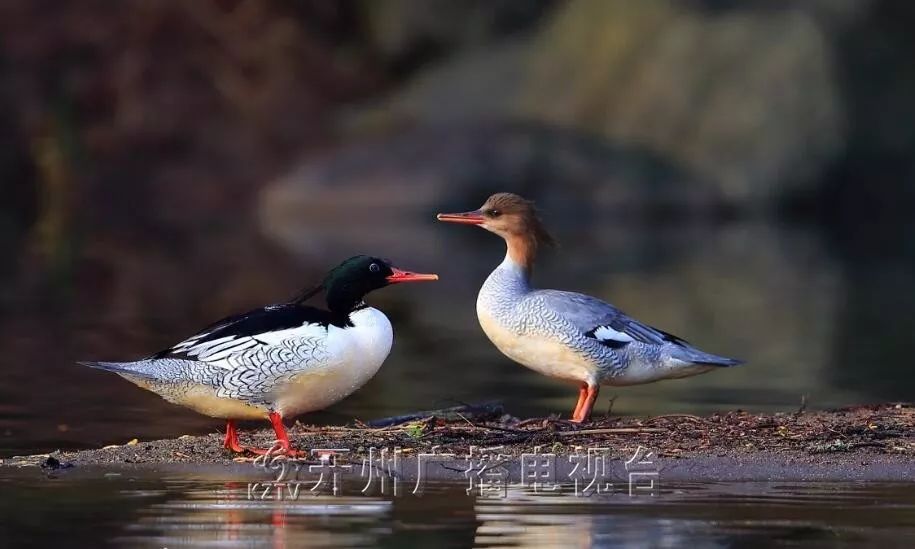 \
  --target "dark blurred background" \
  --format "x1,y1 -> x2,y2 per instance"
2,0 -> 914,457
